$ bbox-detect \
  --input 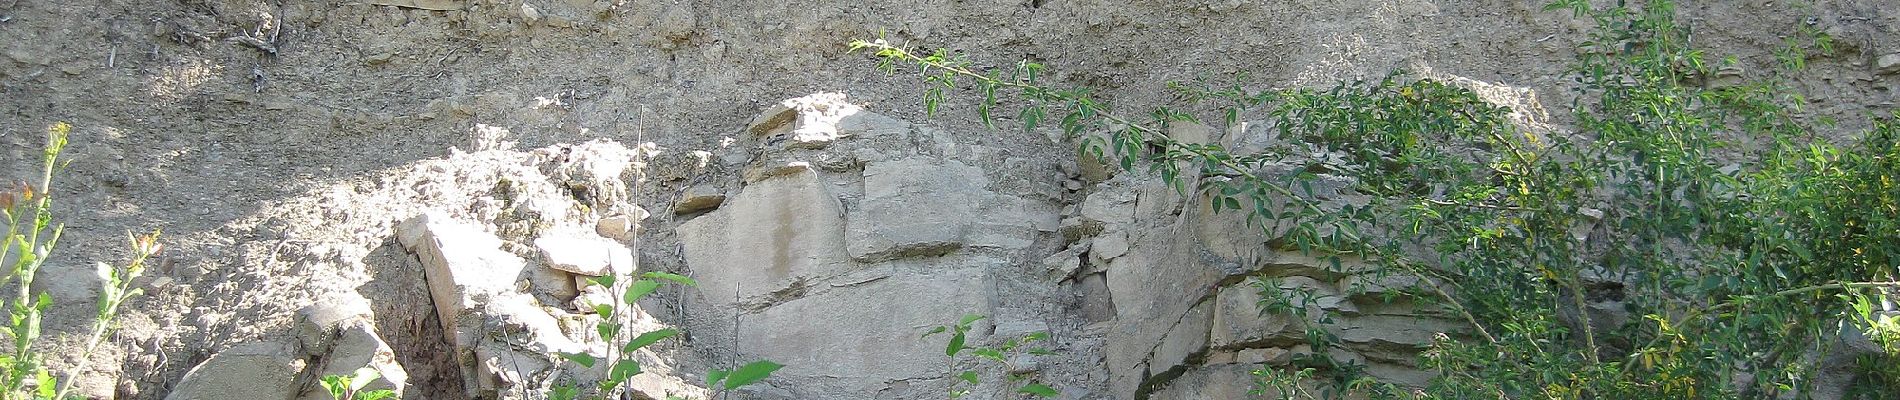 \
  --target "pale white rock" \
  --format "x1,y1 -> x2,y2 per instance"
519,4 -> 541,24
396,212 -> 527,343
1091,230 -> 1130,261
164,340 -> 307,400
1209,280 -> 1300,348
534,232 -> 634,276
748,92 -> 863,149
738,266 -> 991,398
484,293 -> 585,355
1877,53 -> 1900,75
678,167 -> 851,307
1145,364 -> 1257,400
845,158 -> 985,262
1167,121 -> 1218,145
1148,301 -> 1213,377
293,292 -> 374,357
